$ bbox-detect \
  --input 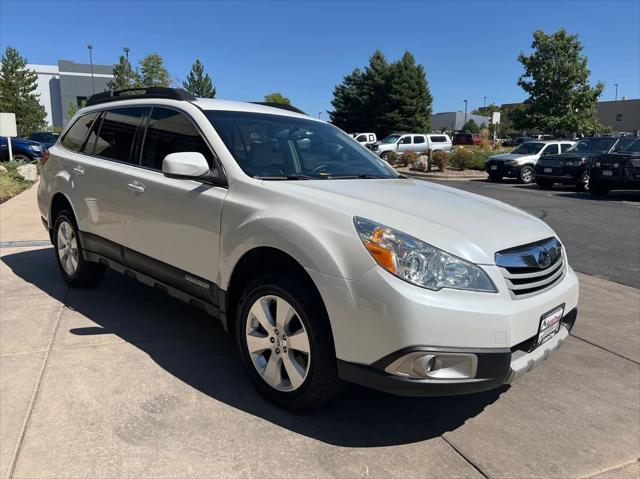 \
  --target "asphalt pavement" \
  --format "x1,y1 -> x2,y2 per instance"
419,178 -> 640,288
